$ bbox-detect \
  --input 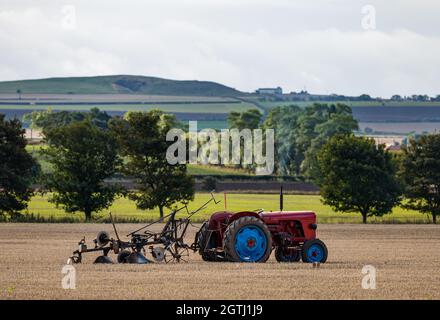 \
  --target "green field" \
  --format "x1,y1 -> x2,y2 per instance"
0,102 -> 259,114
12,193 -> 429,224
190,120 -> 228,130
257,100 -> 440,109
26,144 -> 52,173
187,164 -> 250,175
20,146 -> 430,225
0,75 -> 242,96
26,145 -> 249,176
